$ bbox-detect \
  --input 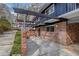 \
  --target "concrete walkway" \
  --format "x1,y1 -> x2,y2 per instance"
0,31 -> 16,56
